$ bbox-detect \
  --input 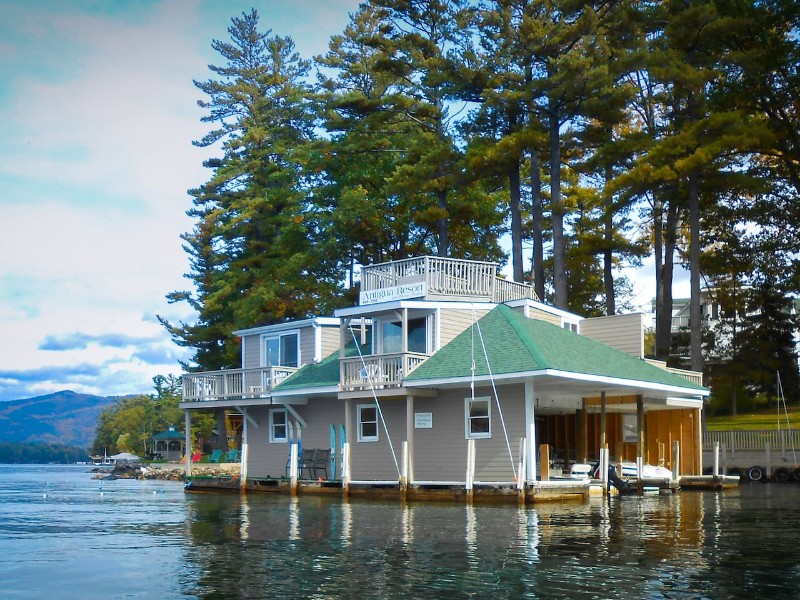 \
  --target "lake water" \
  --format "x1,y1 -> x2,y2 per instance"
1,465 -> 800,599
